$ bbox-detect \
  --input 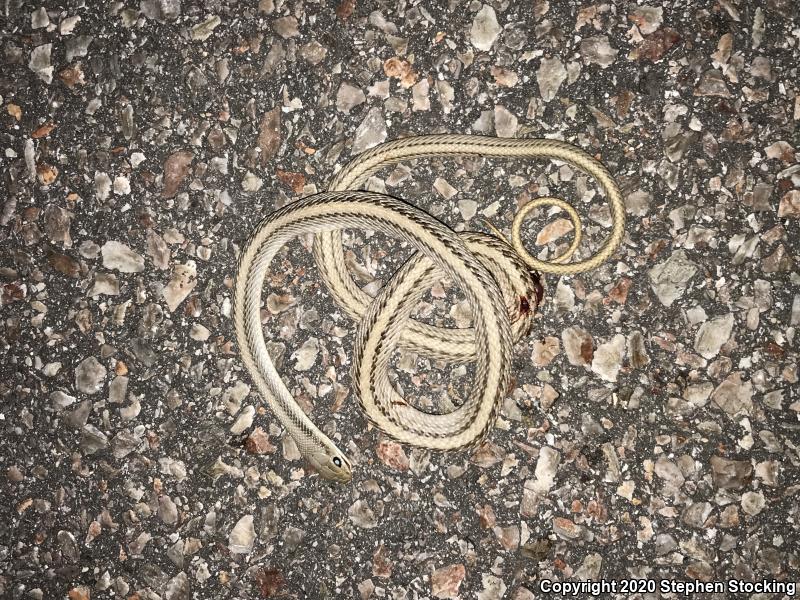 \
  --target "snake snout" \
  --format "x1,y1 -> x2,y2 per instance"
309,450 -> 353,483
